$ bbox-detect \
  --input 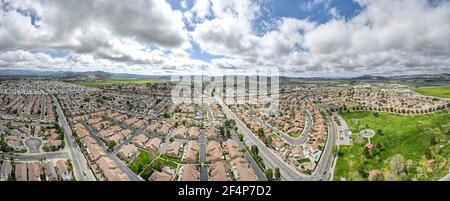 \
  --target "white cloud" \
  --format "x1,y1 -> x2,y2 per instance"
0,0 -> 449,76
0,0 -> 189,61
192,0 -> 450,76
